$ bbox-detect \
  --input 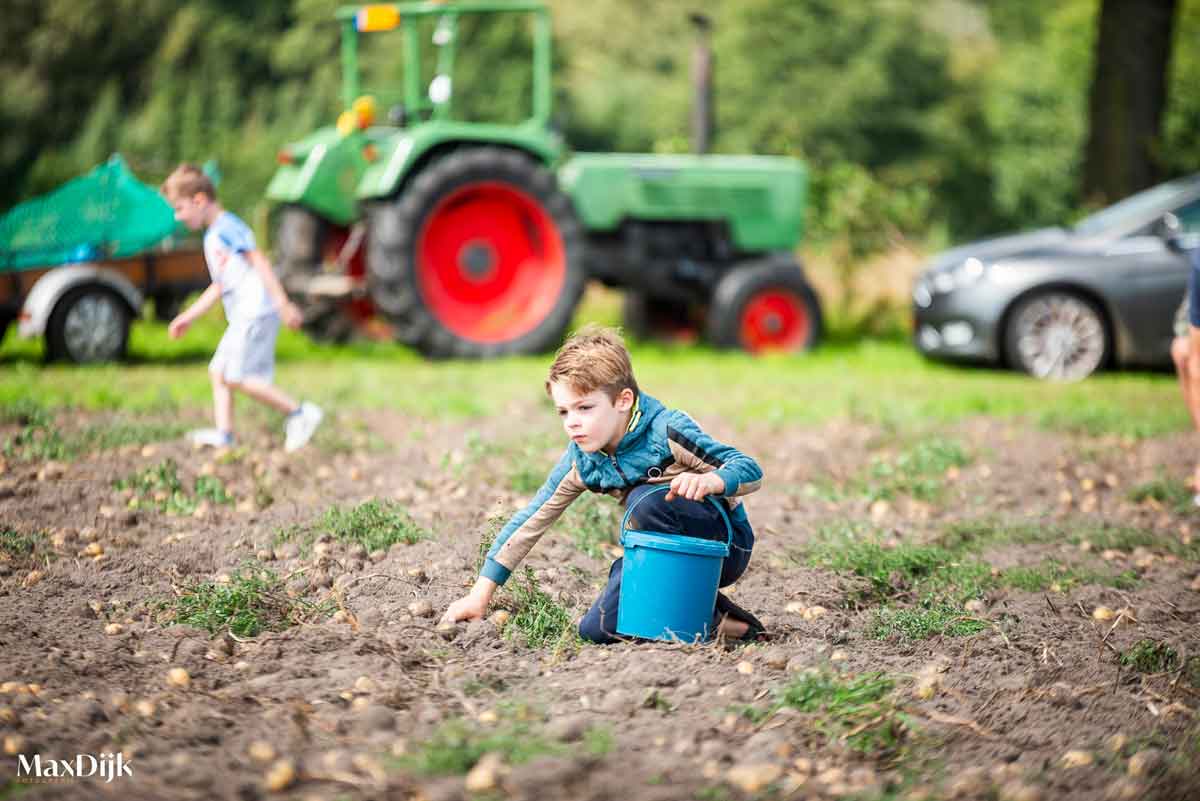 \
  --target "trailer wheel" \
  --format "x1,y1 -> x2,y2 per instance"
46,285 -> 131,363
622,292 -> 700,343
366,146 -> 585,358
273,205 -> 363,344
706,258 -> 823,354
